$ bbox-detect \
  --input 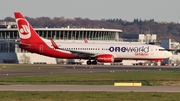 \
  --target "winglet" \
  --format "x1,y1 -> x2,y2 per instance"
50,38 -> 60,49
